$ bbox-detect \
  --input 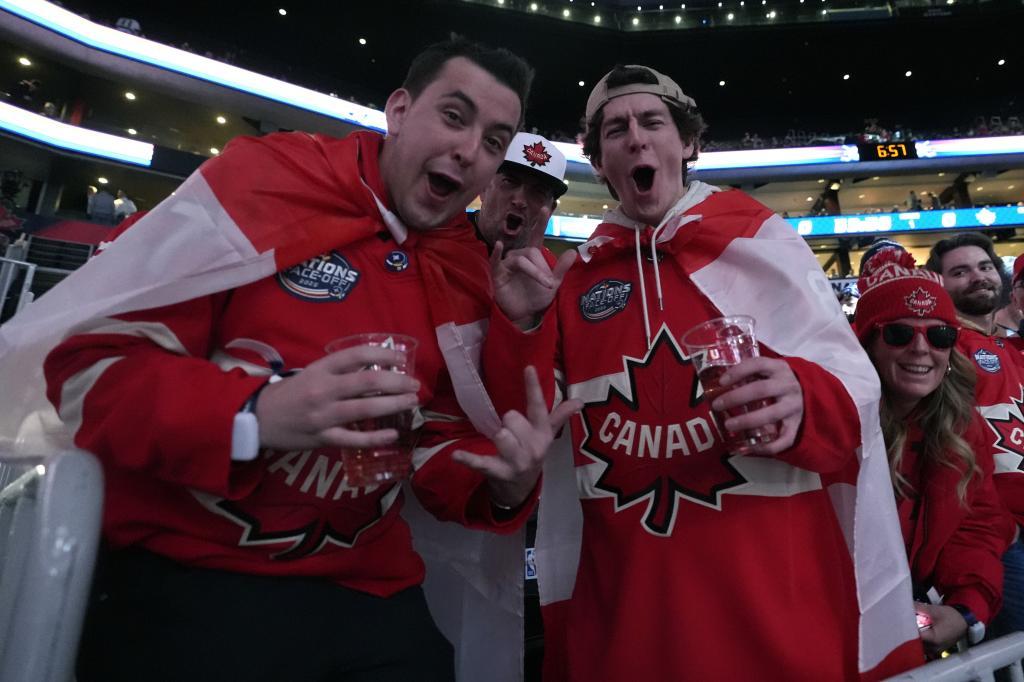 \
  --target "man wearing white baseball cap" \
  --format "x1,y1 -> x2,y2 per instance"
473,131 -> 568,252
